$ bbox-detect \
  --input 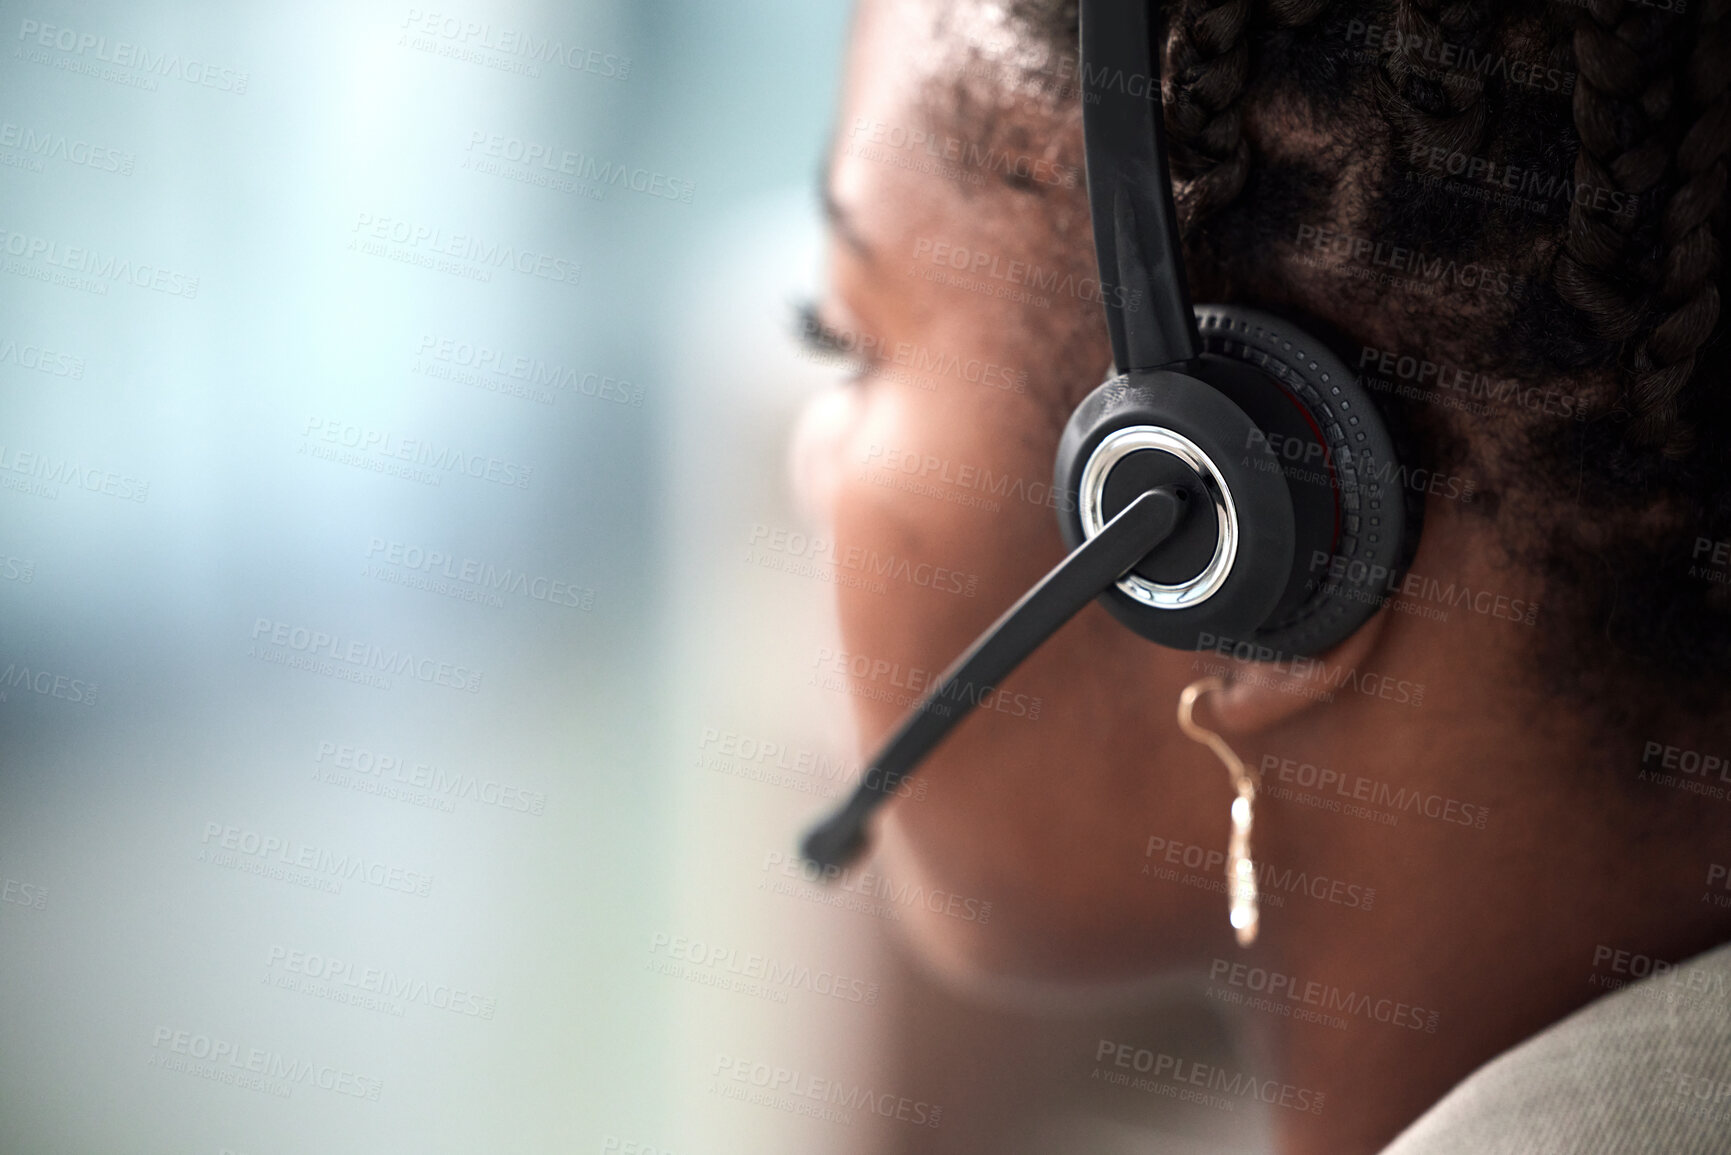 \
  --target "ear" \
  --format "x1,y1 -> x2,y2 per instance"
1201,609 -> 1391,734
